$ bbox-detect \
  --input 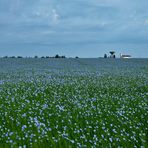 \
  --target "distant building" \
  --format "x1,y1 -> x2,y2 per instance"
120,54 -> 131,59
